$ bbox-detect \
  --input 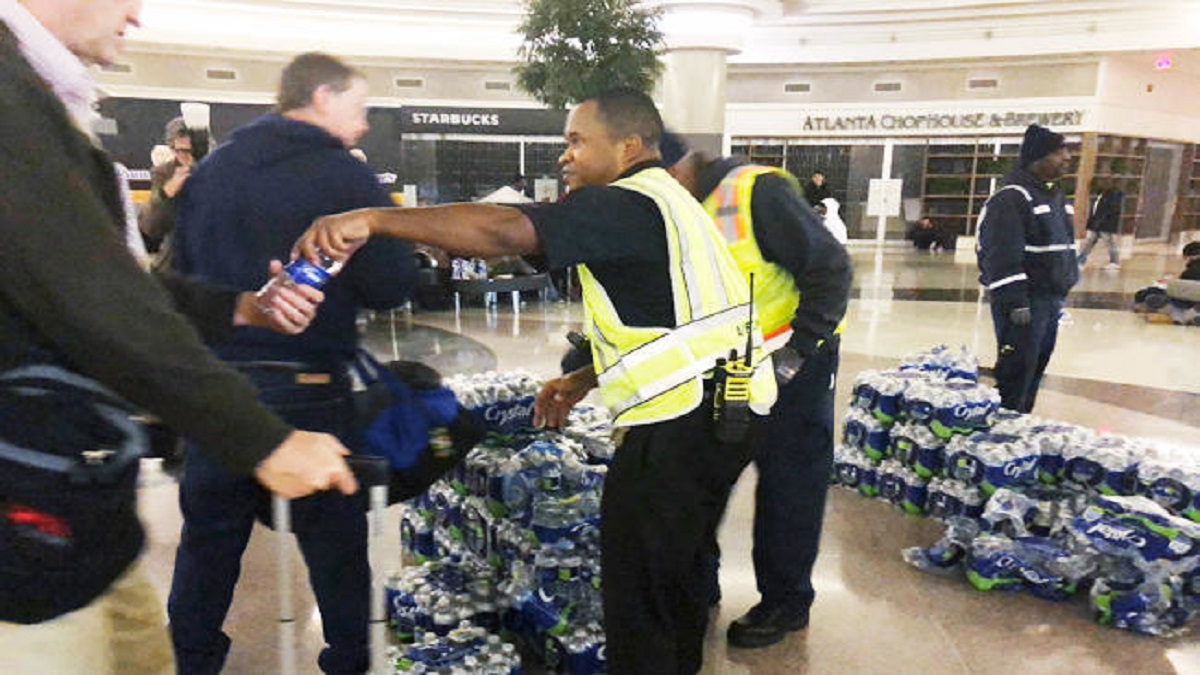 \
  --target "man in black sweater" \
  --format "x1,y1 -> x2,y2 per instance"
0,2 -> 356,673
